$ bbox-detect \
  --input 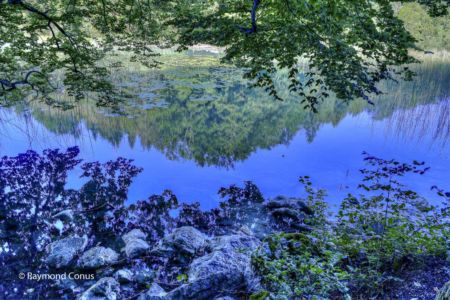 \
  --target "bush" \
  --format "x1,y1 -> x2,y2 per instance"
253,153 -> 449,299
252,176 -> 350,299
336,154 -> 449,297
253,232 -> 350,299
